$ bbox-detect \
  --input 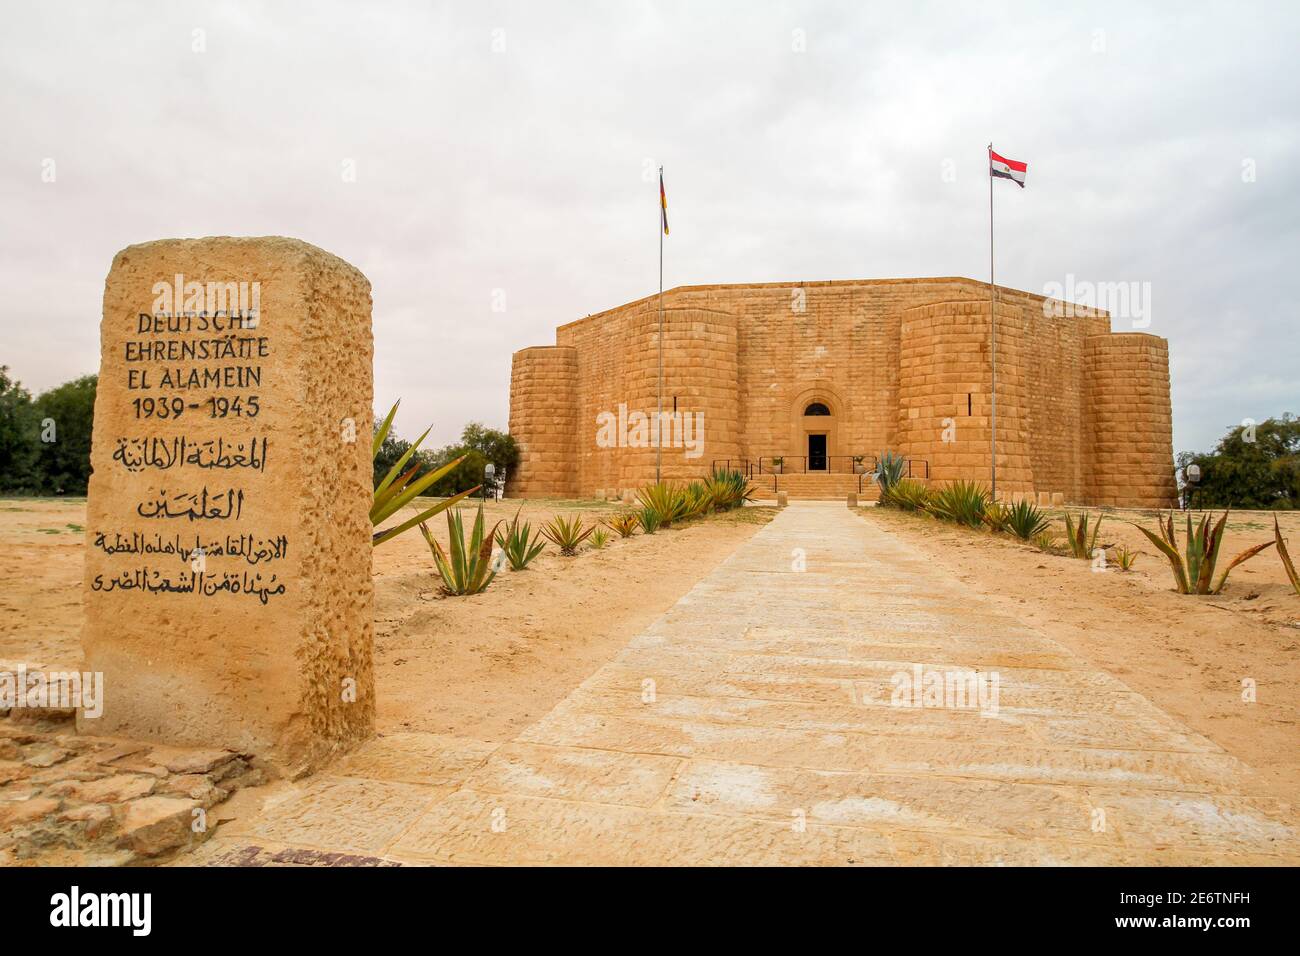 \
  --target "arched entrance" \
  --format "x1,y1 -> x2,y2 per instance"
789,384 -> 844,472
